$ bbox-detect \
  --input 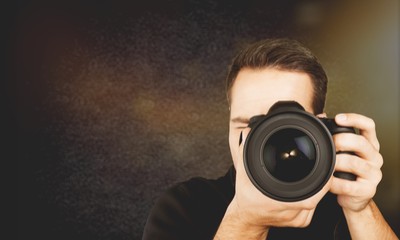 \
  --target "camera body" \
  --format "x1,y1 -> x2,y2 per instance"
244,101 -> 356,202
